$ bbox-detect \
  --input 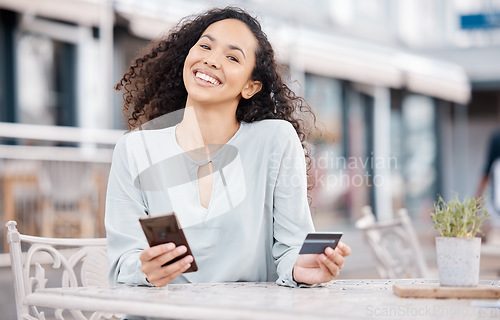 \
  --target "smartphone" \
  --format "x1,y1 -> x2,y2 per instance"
139,212 -> 198,273
298,232 -> 343,255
